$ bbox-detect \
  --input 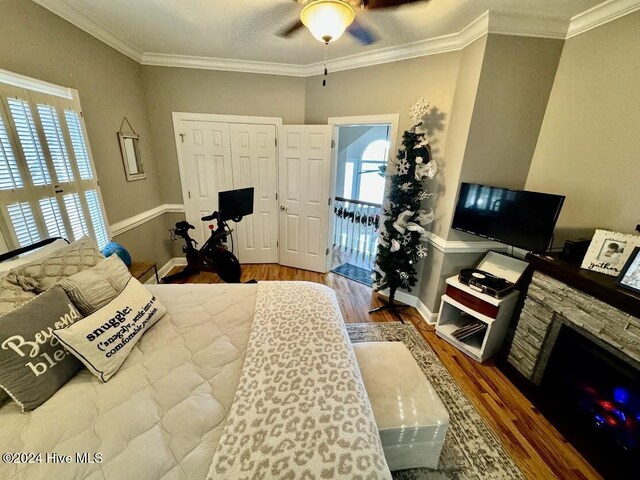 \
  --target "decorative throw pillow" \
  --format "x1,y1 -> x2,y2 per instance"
6,237 -> 104,294
59,255 -> 132,316
53,278 -> 166,382
0,274 -> 37,316
0,286 -> 83,412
